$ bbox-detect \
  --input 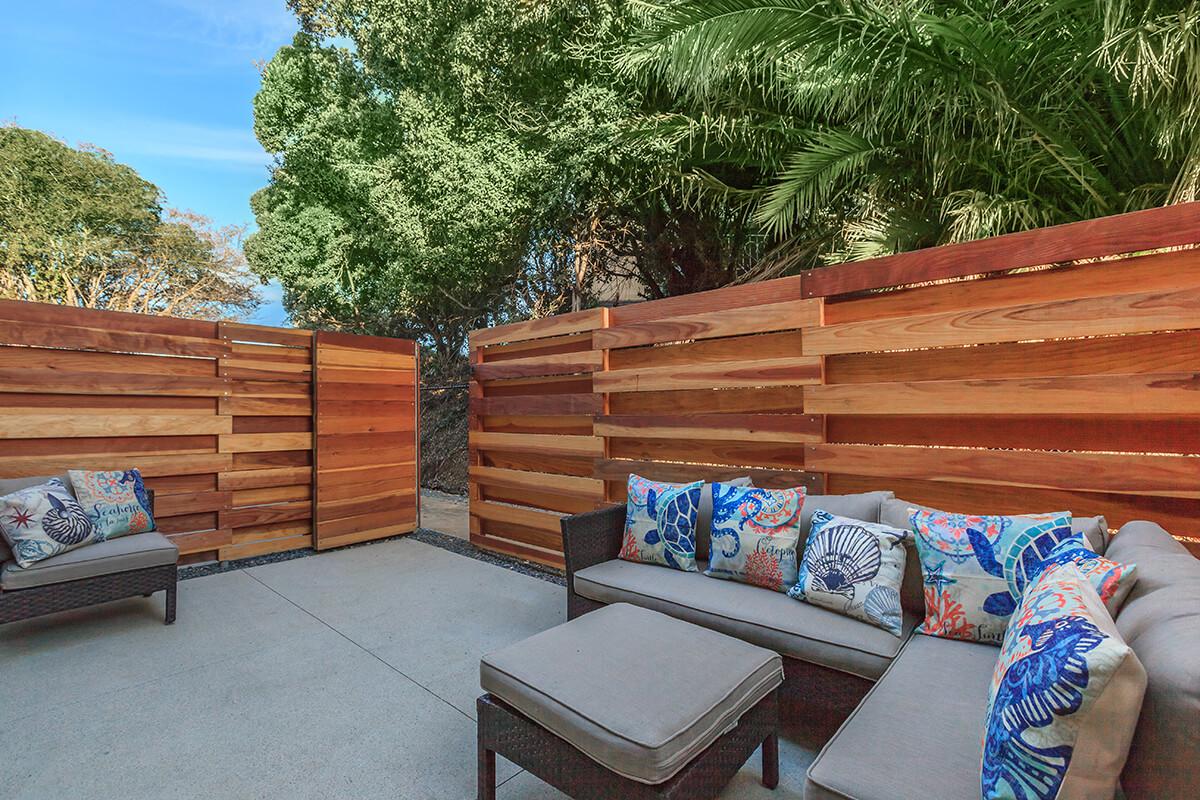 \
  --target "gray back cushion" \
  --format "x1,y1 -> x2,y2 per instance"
881,497 -> 1111,616
0,473 -> 75,565
1105,521 -> 1200,800
695,477 -> 752,561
